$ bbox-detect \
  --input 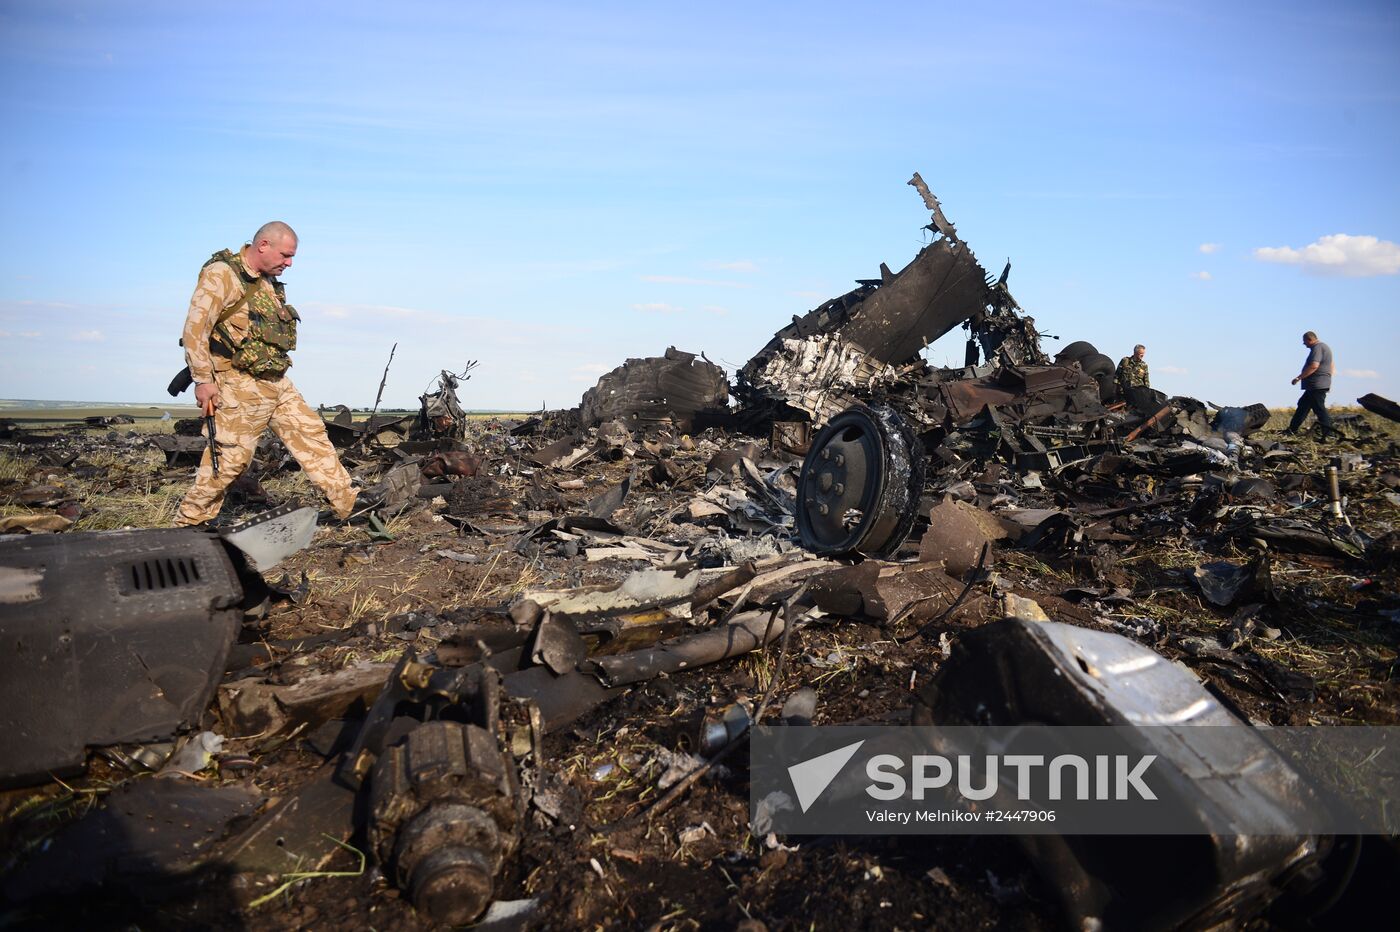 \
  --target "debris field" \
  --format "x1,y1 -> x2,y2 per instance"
2,177 -> 1399,931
